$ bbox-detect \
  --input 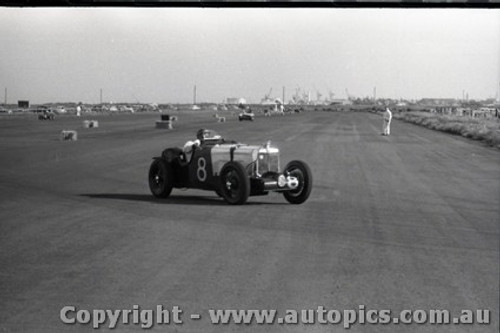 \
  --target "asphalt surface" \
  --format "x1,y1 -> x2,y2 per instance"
0,110 -> 498,332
